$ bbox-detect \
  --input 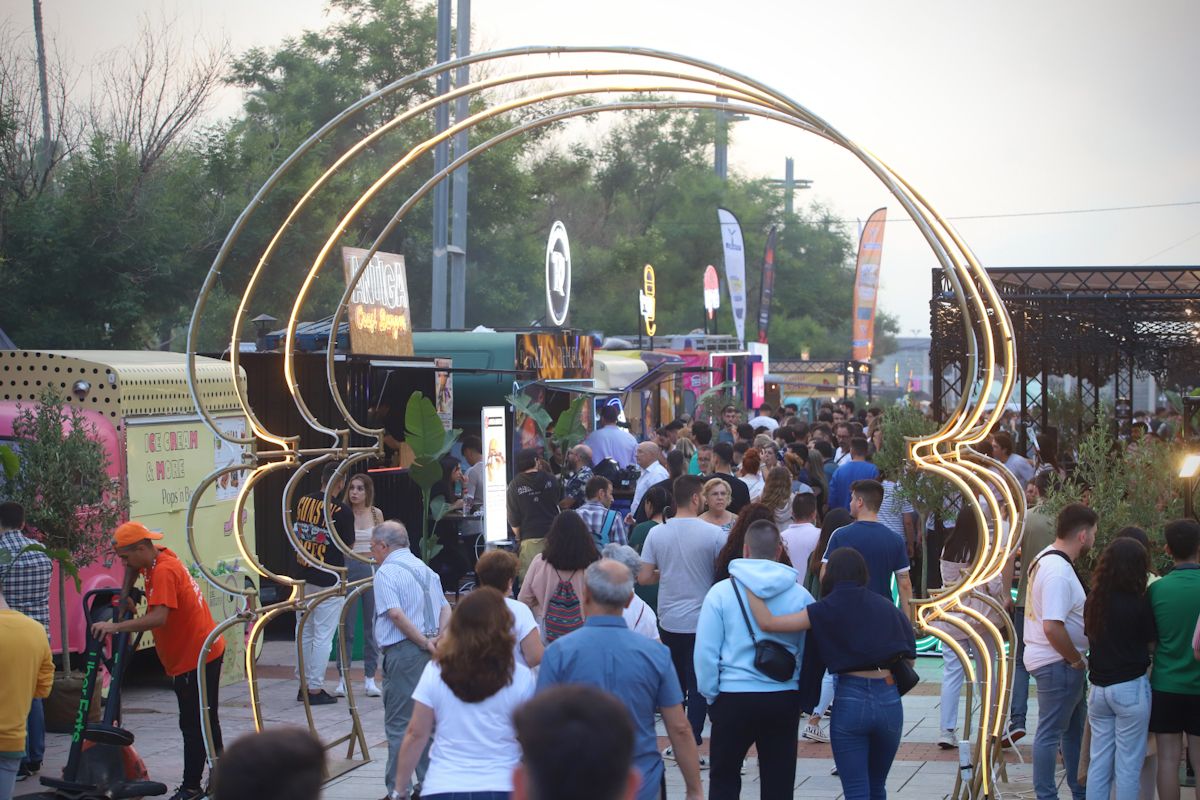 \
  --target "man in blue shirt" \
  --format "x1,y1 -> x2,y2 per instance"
583,404 -> 638,468
538,559 -> 704,800
827,437 -> 880,510
821,479 -> 913,619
